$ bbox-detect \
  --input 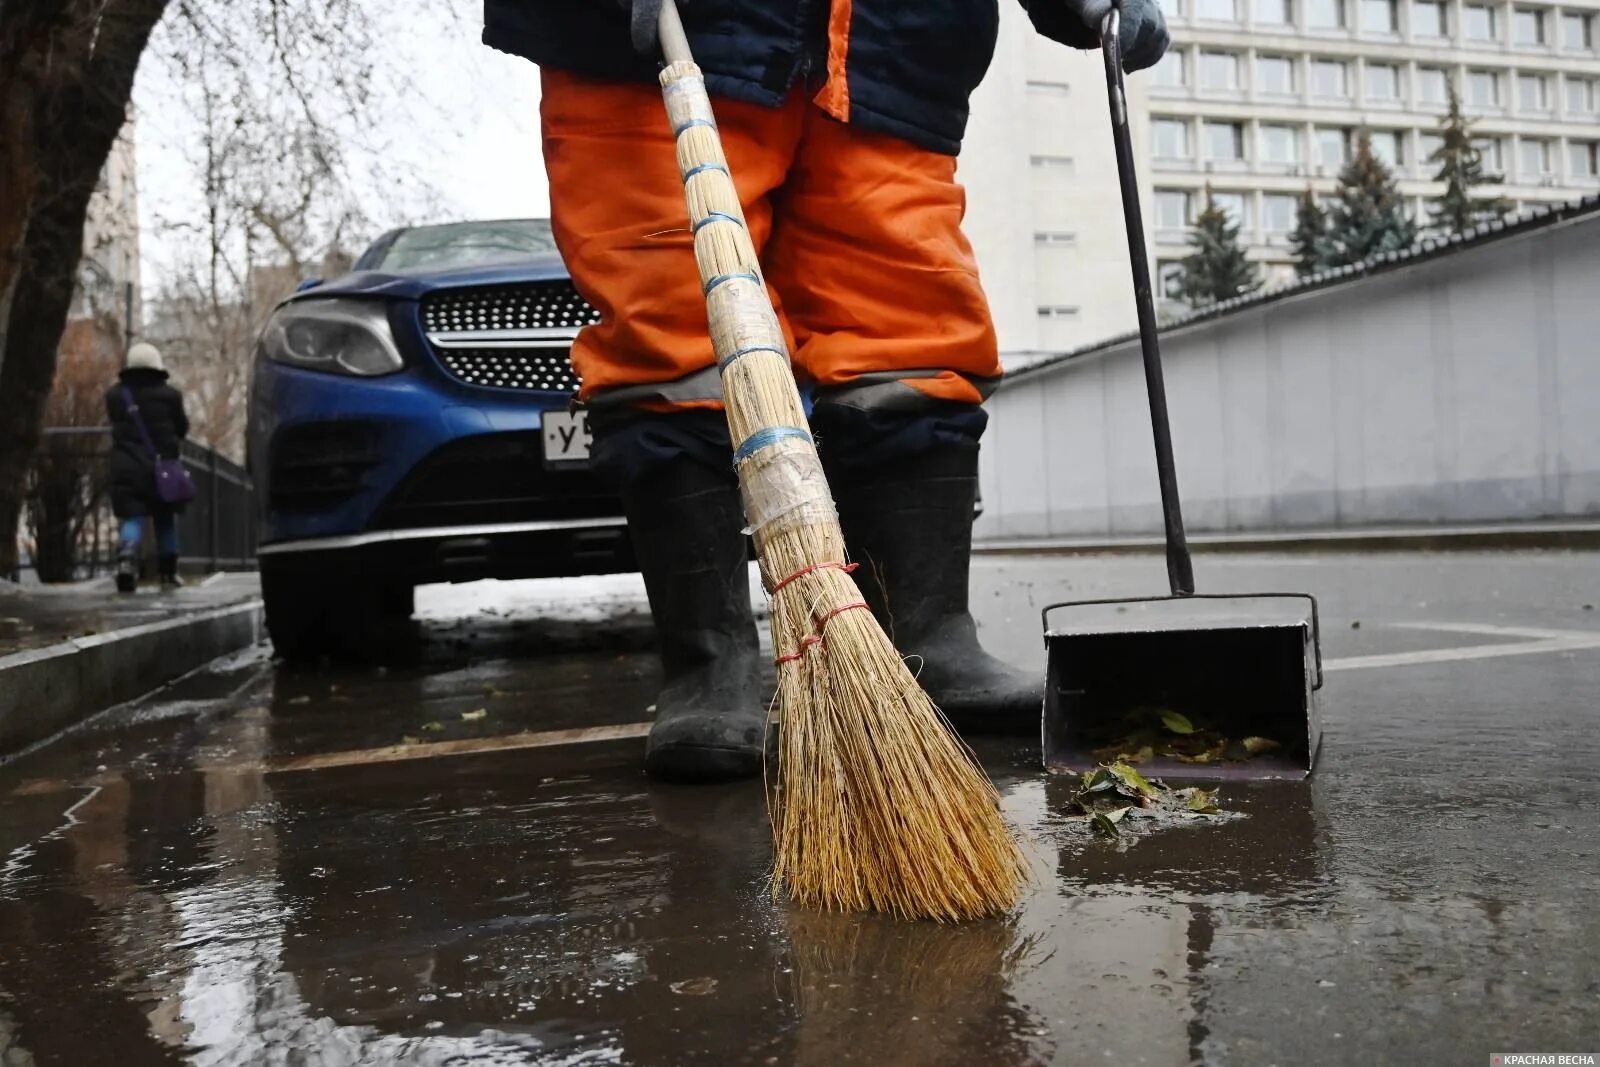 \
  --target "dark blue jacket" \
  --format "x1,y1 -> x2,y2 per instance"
483,1 -> 1087,156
